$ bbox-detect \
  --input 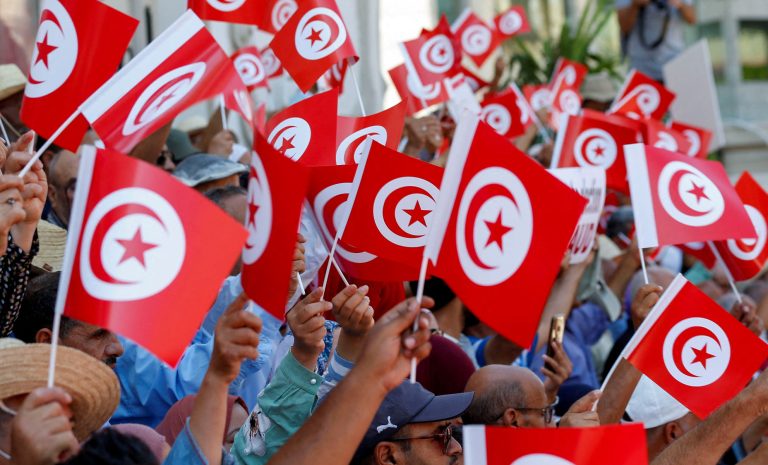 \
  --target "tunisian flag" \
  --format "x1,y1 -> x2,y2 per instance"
388,64 -> 449,116
241,134 -> 310,319
623,274 -> 768,418
223,88 -> 255,126
711,172 -> 768,281
20,0 -> 138,151
306,164 -> 419,281
231,46 -> 268,90
58,146 -> 247,366
642,118 -> 692,156
269,0 -> 357,92
550,110 -> 640,193
625,144 -> 755,249
80,11 -> 244,154
494,5 -> 531,38
548,58 -> 587,129
671,121 -> 712,159
260,46 -> 284,80
451,8 -> 501,68
187,0 -> 262,25
255,0 -> 299,34
342,141 -> 443,270
400,15 -> 461,88
610,70 -> 676,121
425,115 -> 587,347
463,424 -> 647,465
479,90 -> 525,140
335,101 -> 407,165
